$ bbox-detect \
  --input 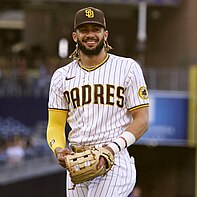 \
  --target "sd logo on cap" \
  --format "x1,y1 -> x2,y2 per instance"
85,8 -> 94,18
